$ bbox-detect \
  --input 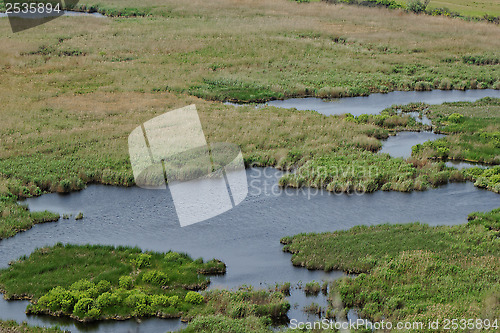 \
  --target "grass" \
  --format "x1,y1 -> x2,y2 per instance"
324,0 -> 500,18
0,321 -> 65,333
0,244 -> 226,321
0,201 -> 59,239
281,208 -> 500,328
464,166 -> 500,193
412,98 -> 500,164
278,148 -> 464,193
0,0 -> 498,239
